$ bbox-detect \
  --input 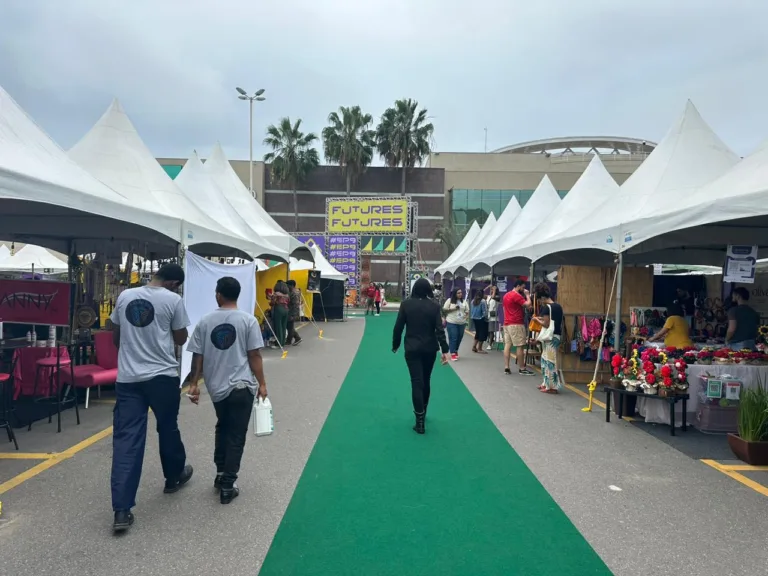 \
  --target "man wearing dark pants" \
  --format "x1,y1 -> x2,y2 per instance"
110,263 -> 193,533
285,279 -> 302,346
186,277 -> 268,504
